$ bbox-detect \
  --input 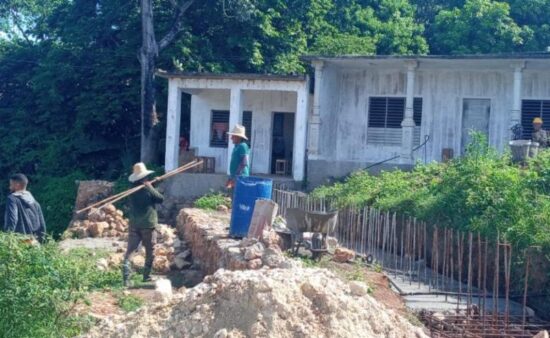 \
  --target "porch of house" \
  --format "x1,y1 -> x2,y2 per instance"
159,72 -> 310,186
